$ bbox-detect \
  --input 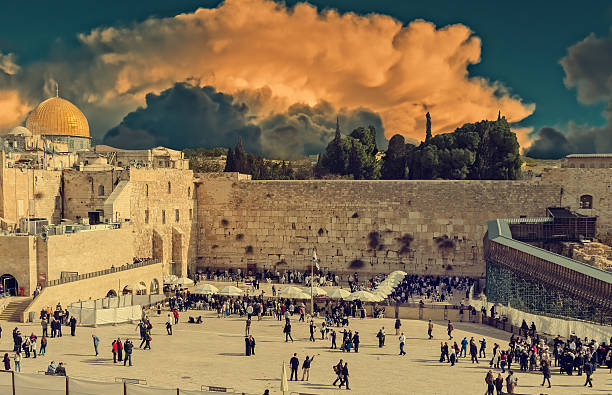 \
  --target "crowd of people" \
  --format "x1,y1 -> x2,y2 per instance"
387,275 -> 475,304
